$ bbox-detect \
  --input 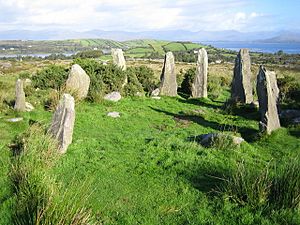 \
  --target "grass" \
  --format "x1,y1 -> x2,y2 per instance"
0,60 -> 300,224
